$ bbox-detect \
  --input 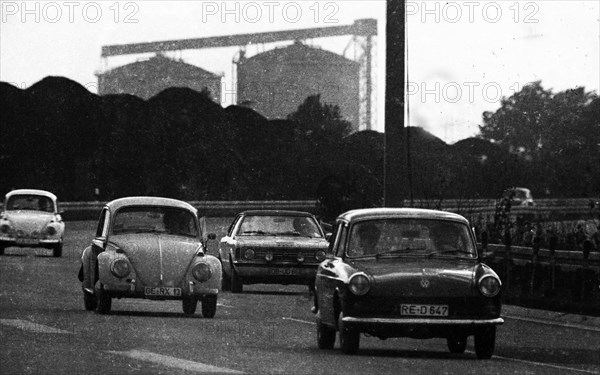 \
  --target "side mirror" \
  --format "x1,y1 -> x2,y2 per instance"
92,238 -> 106,248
